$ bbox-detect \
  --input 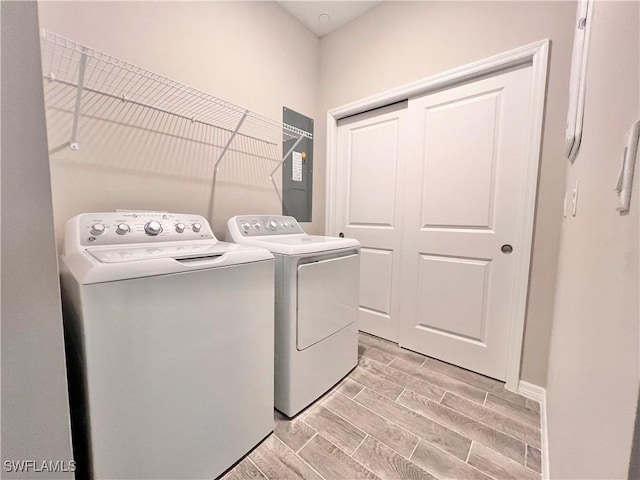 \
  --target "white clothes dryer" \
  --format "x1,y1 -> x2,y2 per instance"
60,212 -> 275,479
226,215 -> 359,417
